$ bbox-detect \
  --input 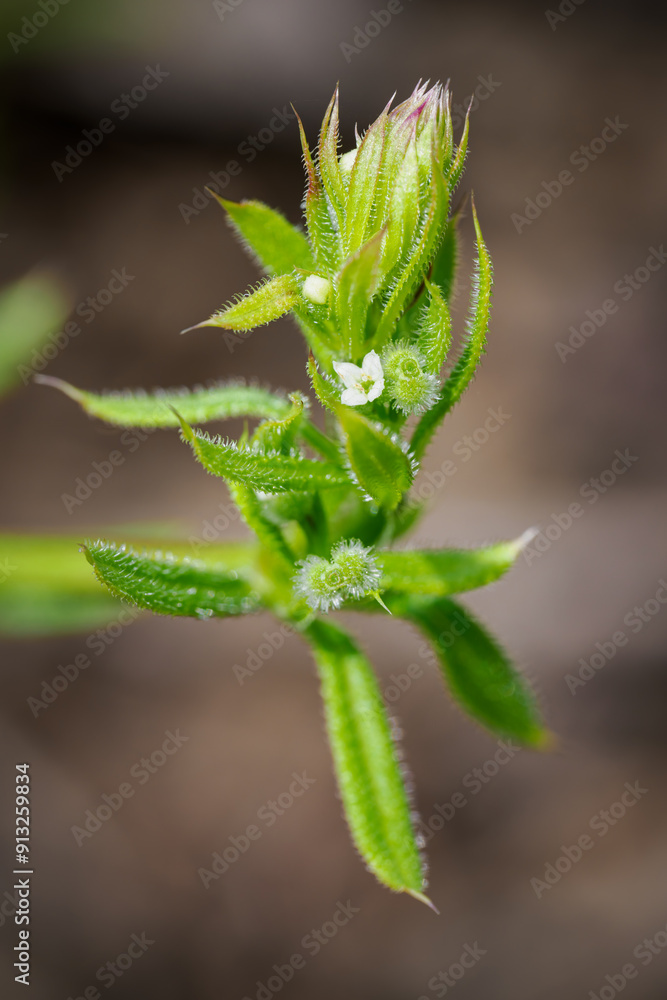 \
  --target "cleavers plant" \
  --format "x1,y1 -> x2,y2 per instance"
39,83 -> 549,907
